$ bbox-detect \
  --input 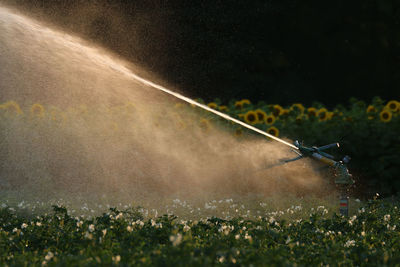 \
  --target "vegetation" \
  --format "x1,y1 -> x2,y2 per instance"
0,198 -> 399,266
